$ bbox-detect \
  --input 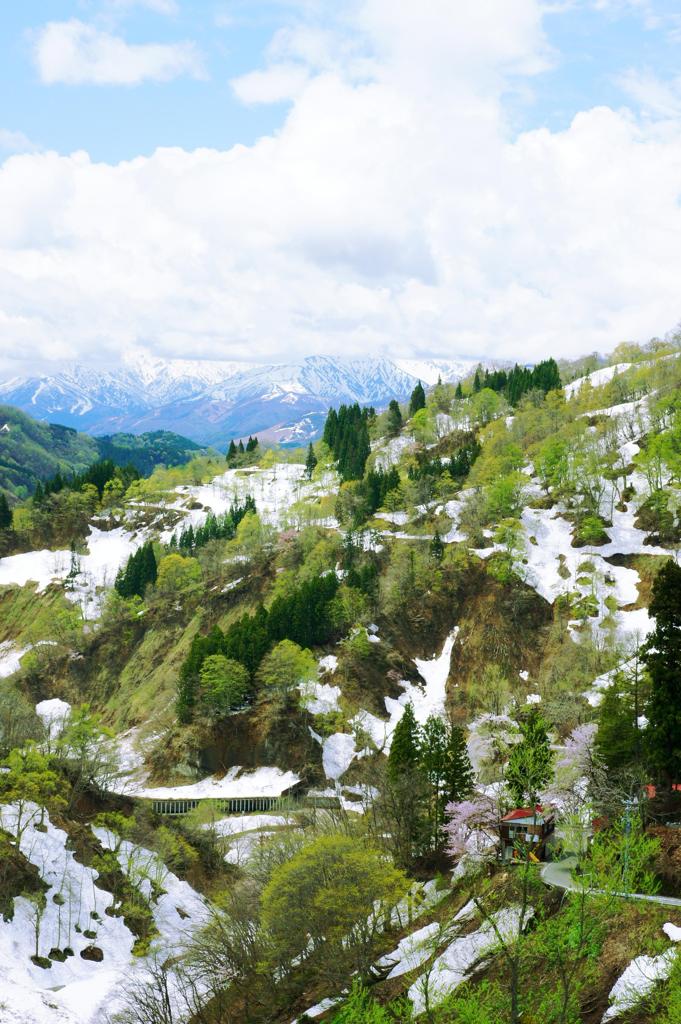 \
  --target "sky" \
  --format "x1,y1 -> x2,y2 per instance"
1,0 -> 681,375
